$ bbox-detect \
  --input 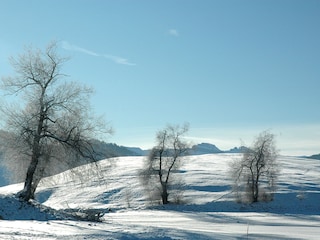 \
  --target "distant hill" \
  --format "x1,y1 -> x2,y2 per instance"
189,143 -> 223,155
0,140 -> 249,187
115,143 -> 248,157
189,143 -> 248,155
0,141 -> 144,187
114,143 -> 248,157
93,142 -> 144,158
0,157 -> 9,187
125,147 -> 149,156
306,153 -> 320,160
225,146 -> 250,153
